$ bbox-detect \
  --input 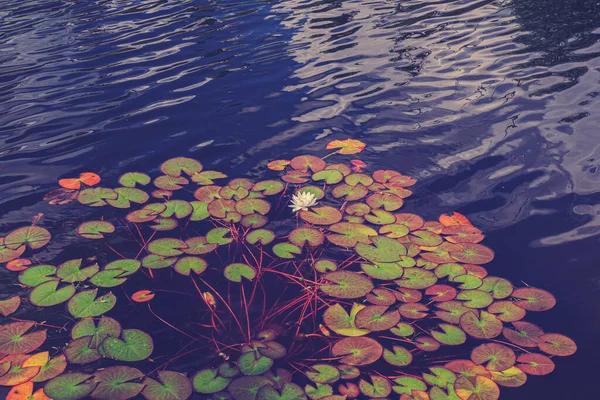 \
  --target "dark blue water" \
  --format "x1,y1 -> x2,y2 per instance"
1,0 -> 599,398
